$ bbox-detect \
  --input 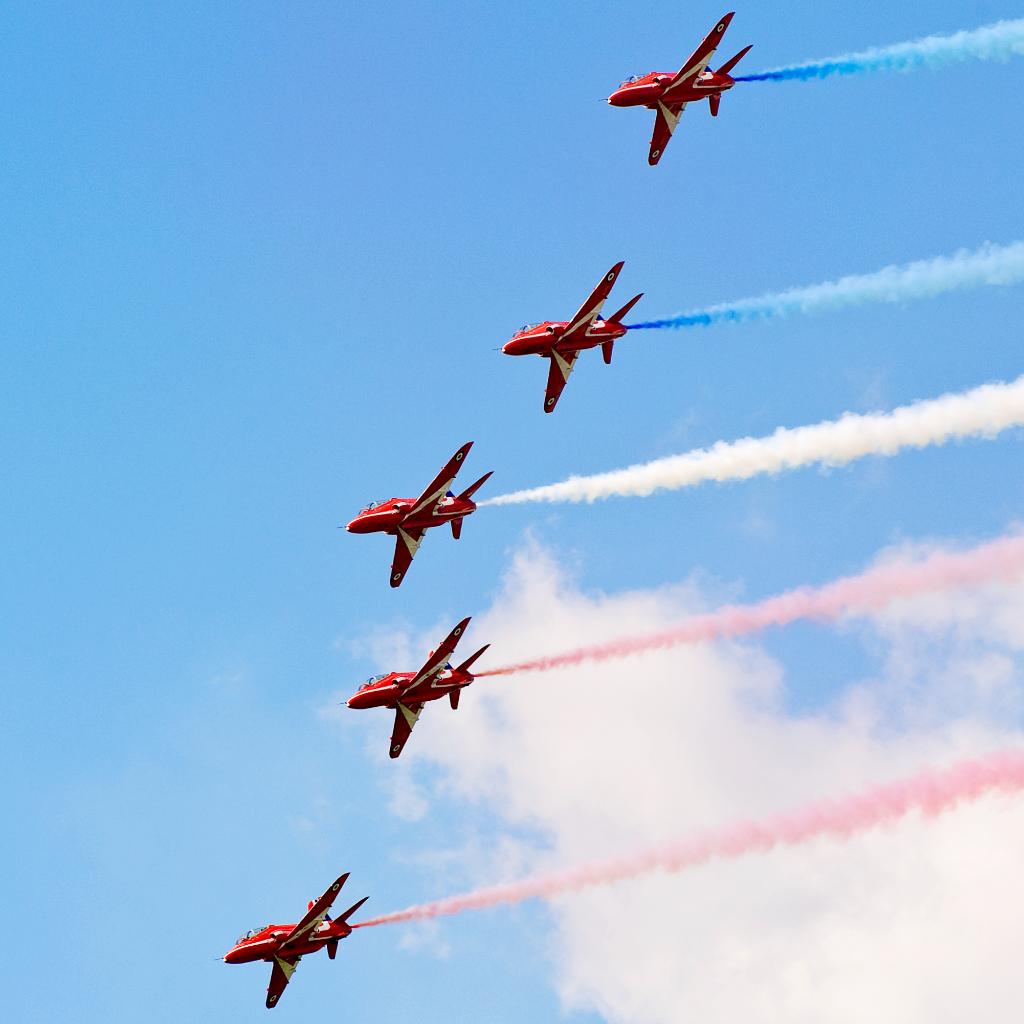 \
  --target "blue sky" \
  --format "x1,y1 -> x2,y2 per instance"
2,2 -> 1022,1020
